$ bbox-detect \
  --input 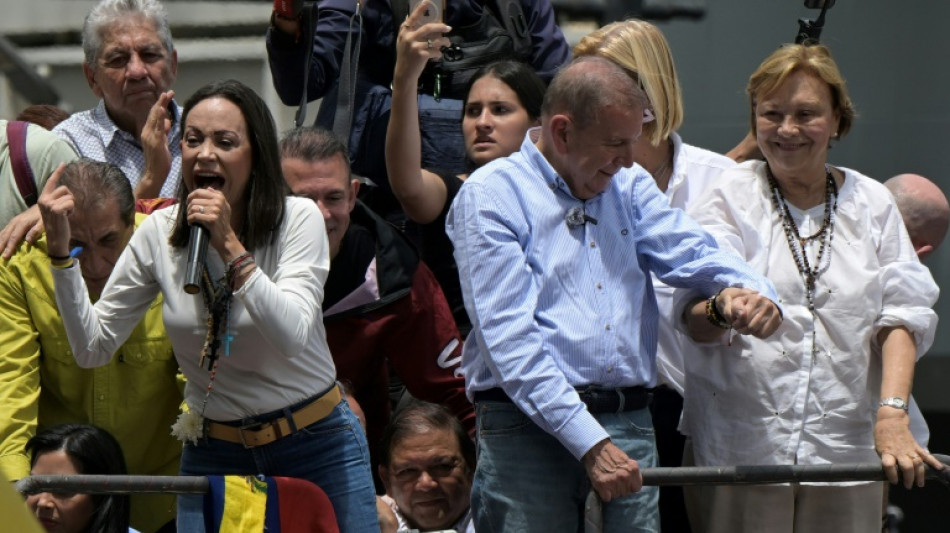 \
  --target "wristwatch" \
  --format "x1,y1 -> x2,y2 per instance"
879,397 -> 908,411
